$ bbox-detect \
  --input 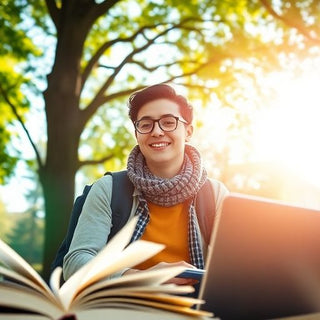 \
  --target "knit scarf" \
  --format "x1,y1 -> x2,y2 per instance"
127,144 -> 207,269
